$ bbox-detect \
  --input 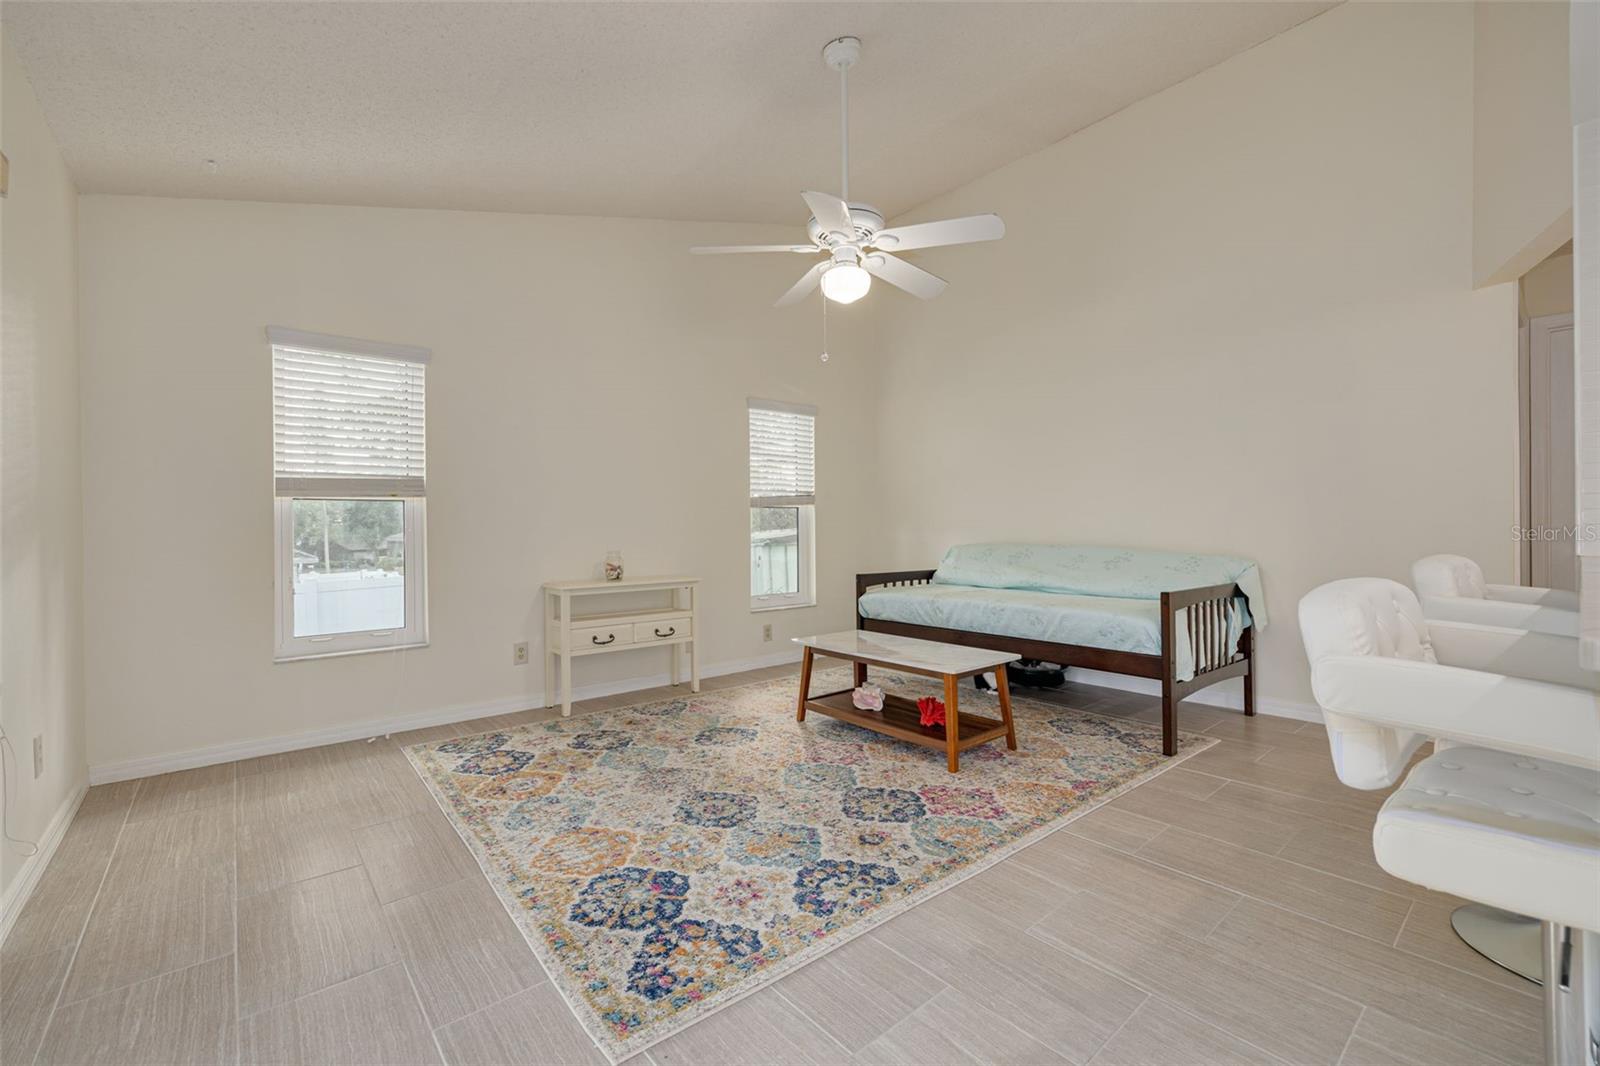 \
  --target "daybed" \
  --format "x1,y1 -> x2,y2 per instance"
856,544 -> 1266,756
